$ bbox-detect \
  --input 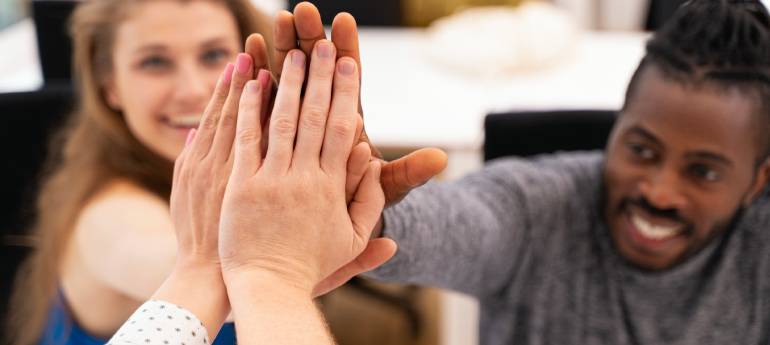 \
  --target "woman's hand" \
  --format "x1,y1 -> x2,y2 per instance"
154,54 -> 271,338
